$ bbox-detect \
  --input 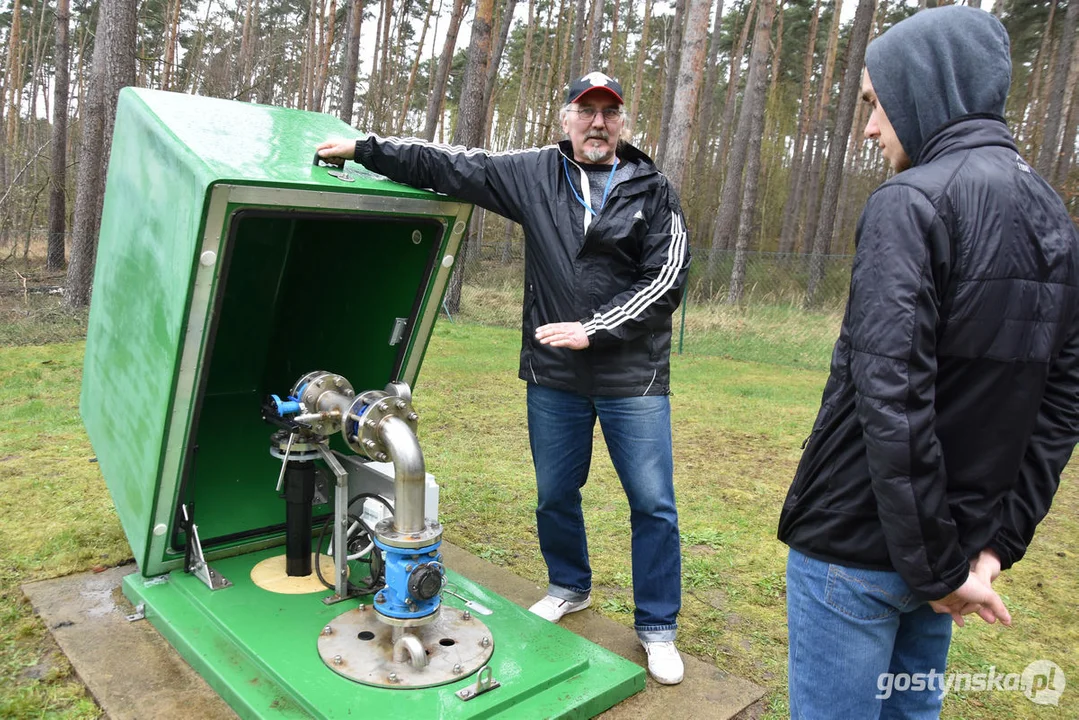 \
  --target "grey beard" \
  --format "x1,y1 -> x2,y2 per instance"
583,146 -> 613,163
